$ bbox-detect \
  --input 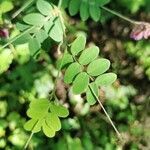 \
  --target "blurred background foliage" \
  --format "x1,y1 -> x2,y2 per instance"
0,0 -> 150,149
